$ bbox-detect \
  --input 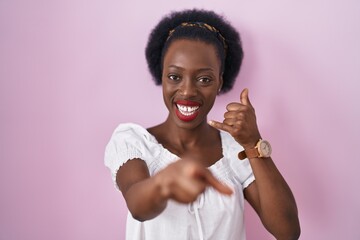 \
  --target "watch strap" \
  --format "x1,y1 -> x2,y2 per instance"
238,147 -> 259,160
